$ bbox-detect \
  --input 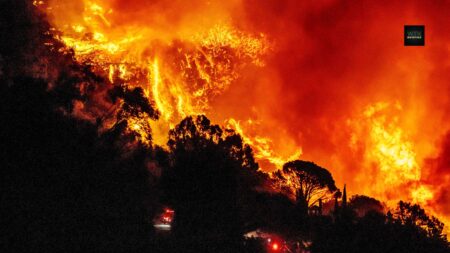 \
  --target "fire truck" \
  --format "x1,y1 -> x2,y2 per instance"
160,208 -> 174,224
